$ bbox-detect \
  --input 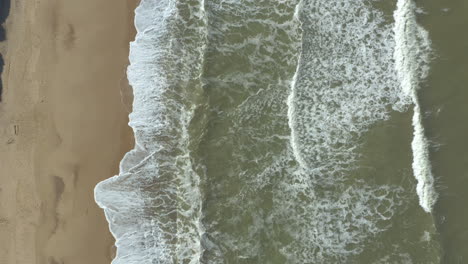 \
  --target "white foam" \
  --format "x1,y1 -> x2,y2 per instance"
275,161 -> 406,262
393,0 -> 438,213
287,0 -> 306,169
287,0 -> 412,182
196,1 -> 307,261
281,0 -> 413,261
94,0 -> 439,262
